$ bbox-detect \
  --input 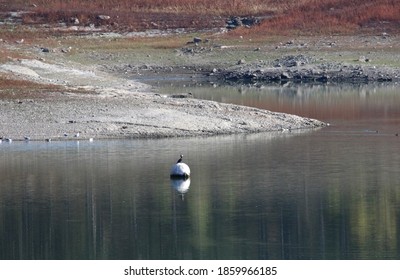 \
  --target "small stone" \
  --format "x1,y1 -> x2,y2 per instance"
70,17 -> 80,25
193,37 -> 202,43
97,15 -> 111,20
